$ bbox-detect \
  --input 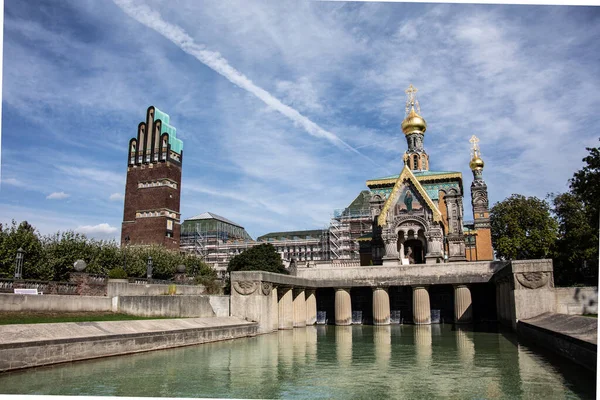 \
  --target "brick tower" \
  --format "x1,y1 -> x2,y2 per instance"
121,106 -> 183,250
468,135 -> 493,260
